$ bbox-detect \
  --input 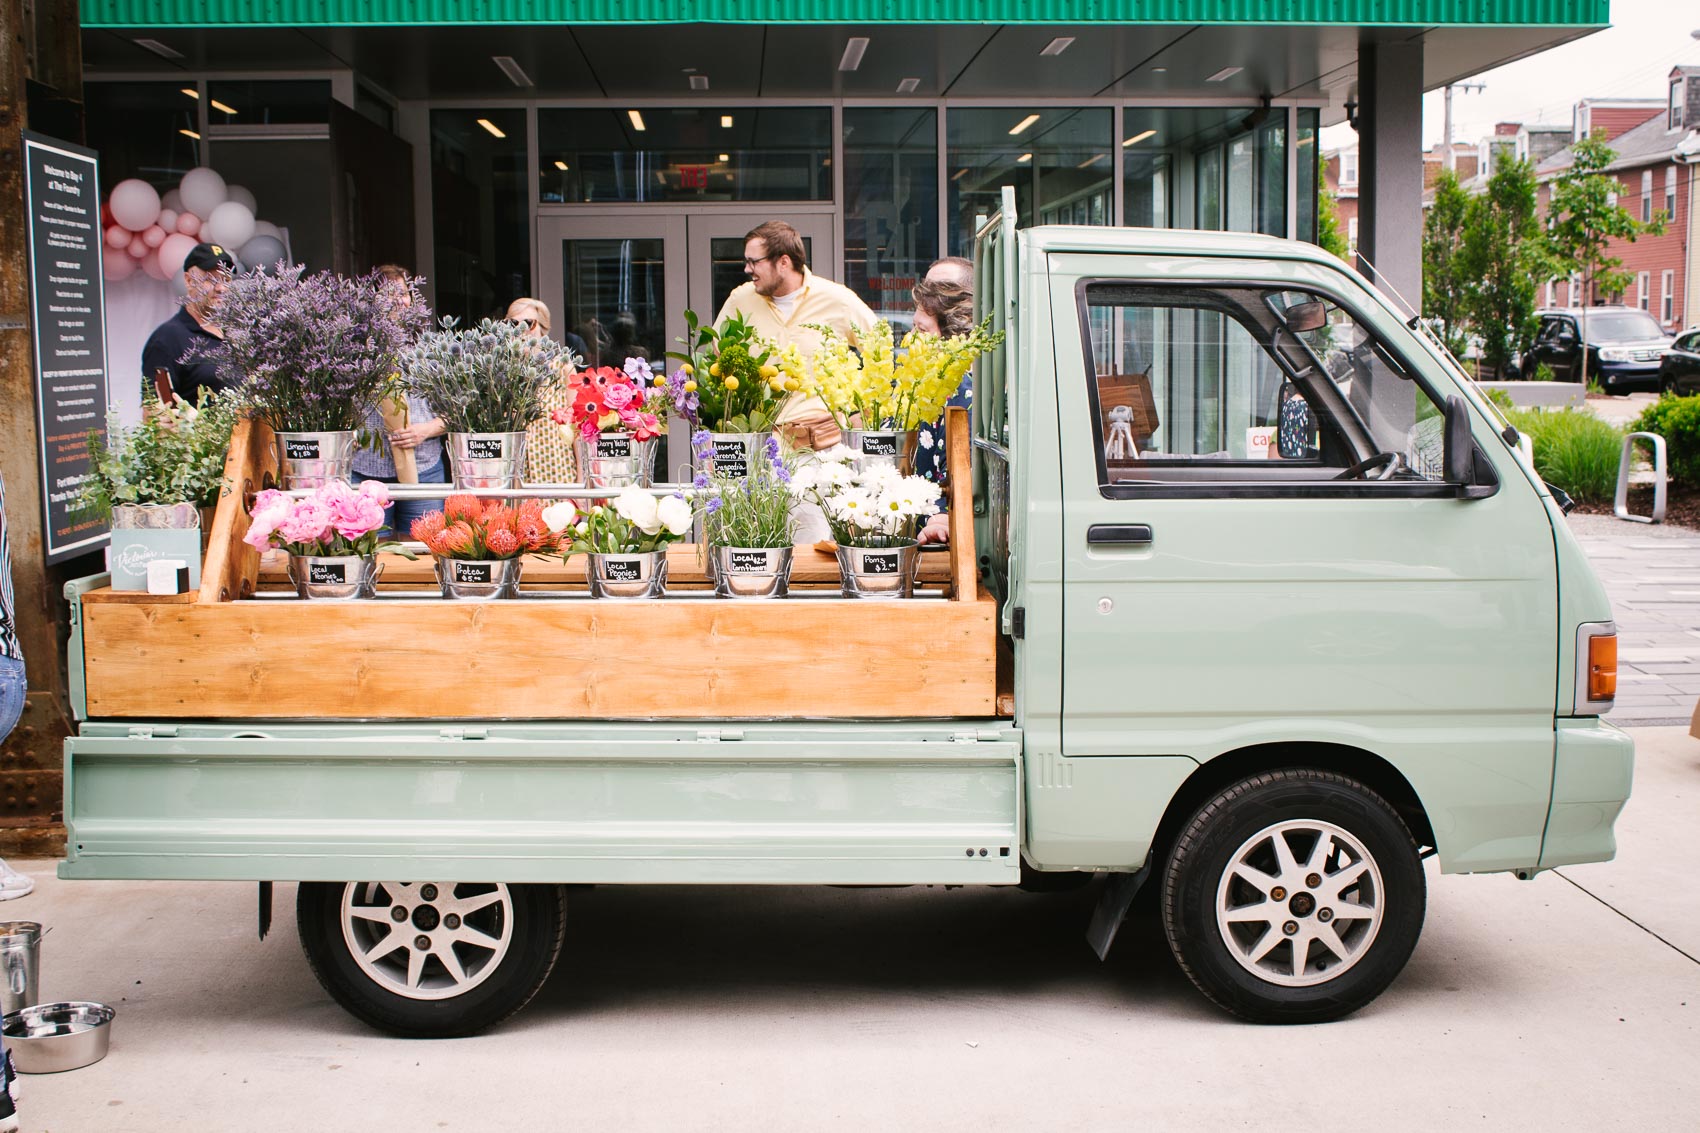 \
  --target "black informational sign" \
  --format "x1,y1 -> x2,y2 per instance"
21,131 -> 109,563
